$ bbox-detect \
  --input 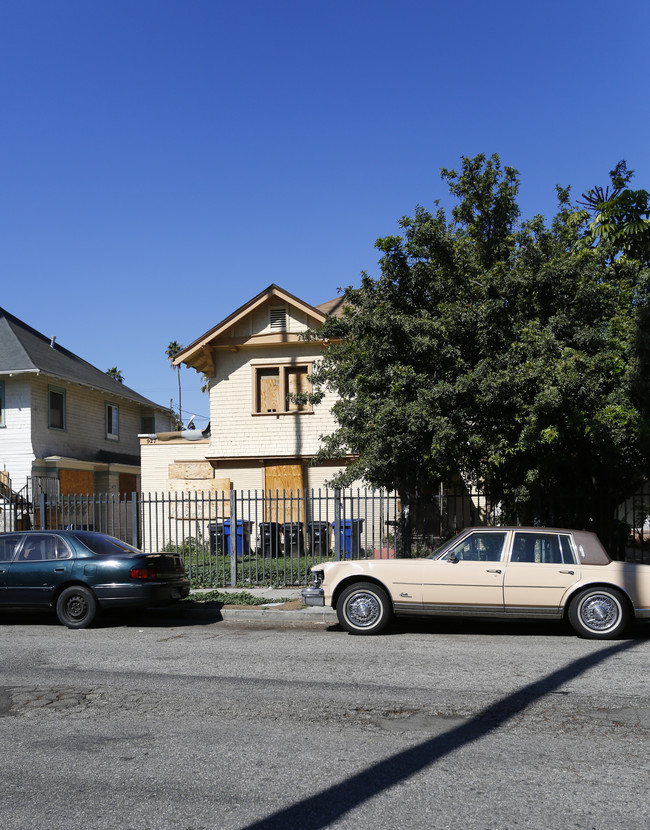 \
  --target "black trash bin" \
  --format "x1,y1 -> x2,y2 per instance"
282,522 -> 304,555
258,522 -> 282,557
208,524 -> 227,556
209,522 -> 228,556
307,521 -> 331,555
